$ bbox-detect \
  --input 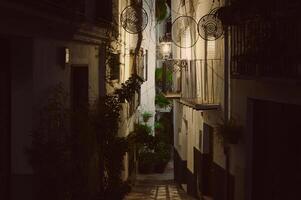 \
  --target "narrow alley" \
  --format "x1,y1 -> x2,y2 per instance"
1,0 -> 301,200
125,161 -> 196,200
